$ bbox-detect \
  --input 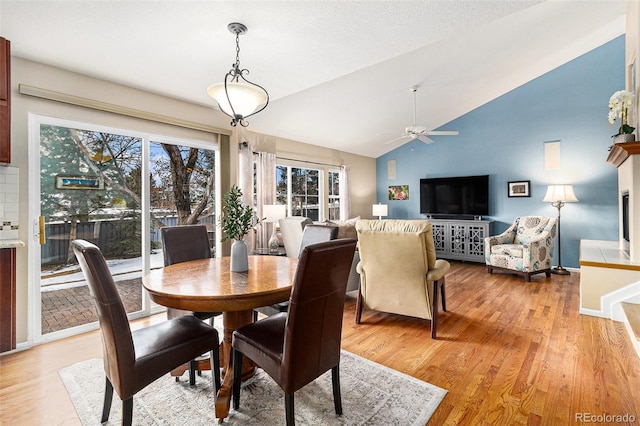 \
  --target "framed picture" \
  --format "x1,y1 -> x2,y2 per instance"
508,180 -> 530,198
56,175 -> 104,190
388,185 -> 409,200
